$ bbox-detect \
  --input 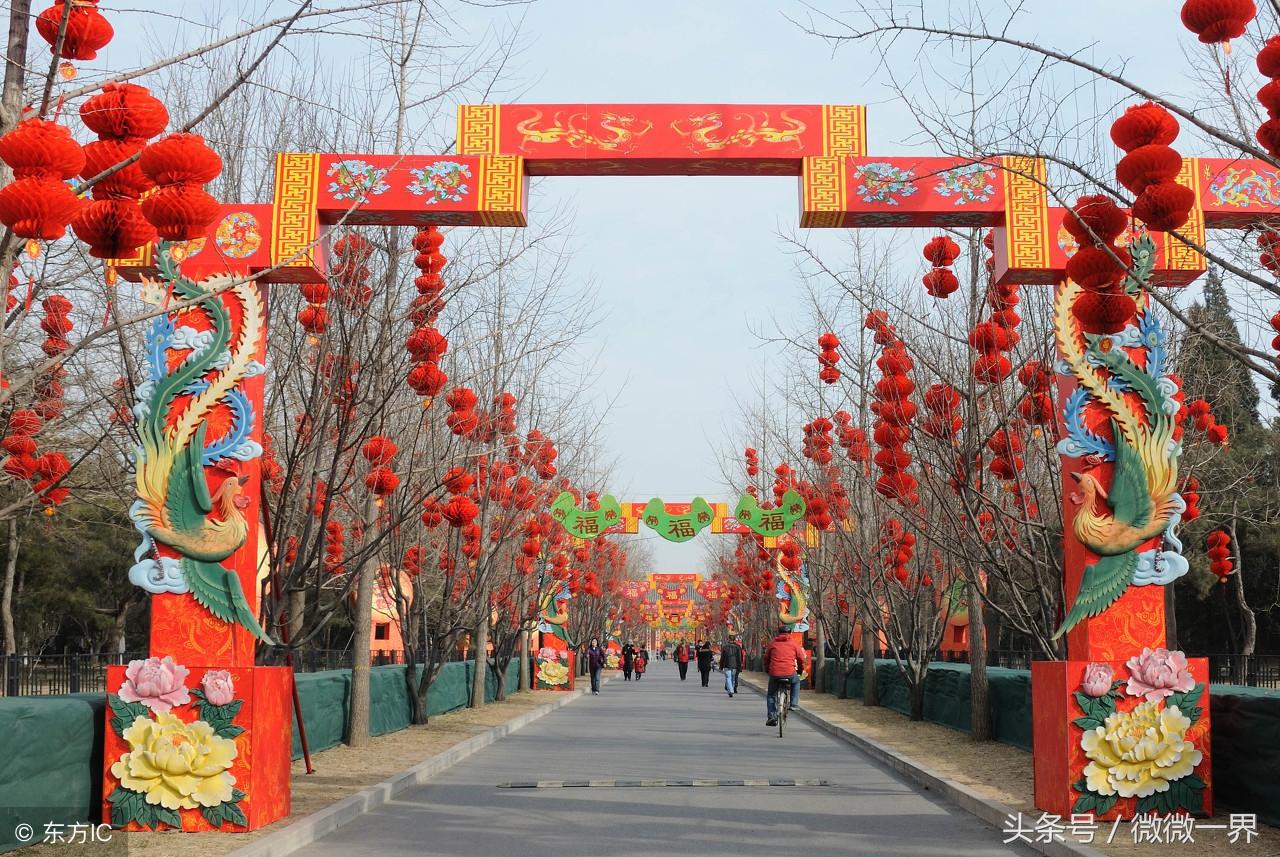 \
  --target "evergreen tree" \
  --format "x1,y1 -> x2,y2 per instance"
1179,268 -> 1261,430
